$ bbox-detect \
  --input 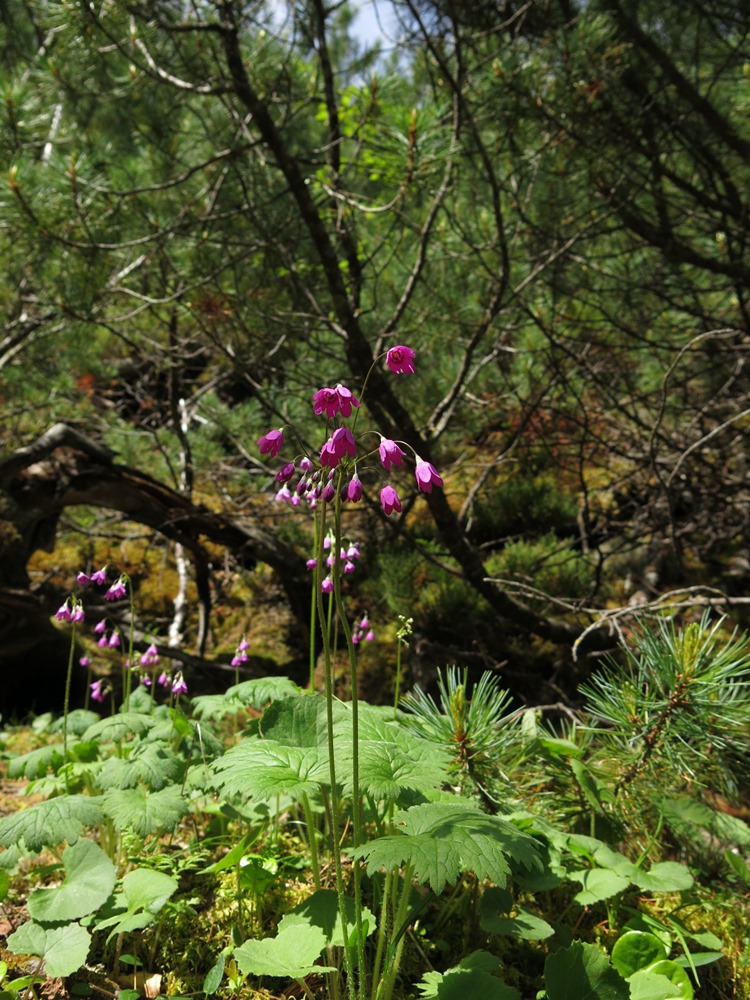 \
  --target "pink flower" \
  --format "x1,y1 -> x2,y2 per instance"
386,345 -> 416,375
91,567 -> 108,586
105,577 -> 127,601
172,672 -> 188,696
94,619 -> 107,634
380,485 -> 402,516
55,602 -> 72,622
142,675 -> 152,687
321,576 -> 334,594
76,571 -> 90,587
98,635 -> 108,649
238,638 -> 250,651
257,428 -> 284,458
347,543 -> 360,559
313,384 -> 361,419
108,632 -> 120,649
306,558 -> 317,570
344,560 -> 356,574
347,474 -> 363,503
275,486 -> 292,504
414,458 -> 443,494
379,438 -> 406,470
79,656 -> 90,668
321,426 -> 356,469
158,671 -> 170,687
275,462 -> 296,482
364,630 -> 375,642
90,679 -> 107,703
139,643 -> 159,667
360,615 -> 370,629
299,456 -> 313,473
